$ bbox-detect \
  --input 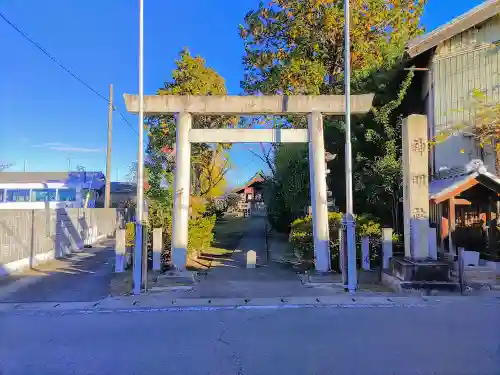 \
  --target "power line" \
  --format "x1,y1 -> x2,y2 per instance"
117,111 -> 138,135
0,11 -> 138,135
